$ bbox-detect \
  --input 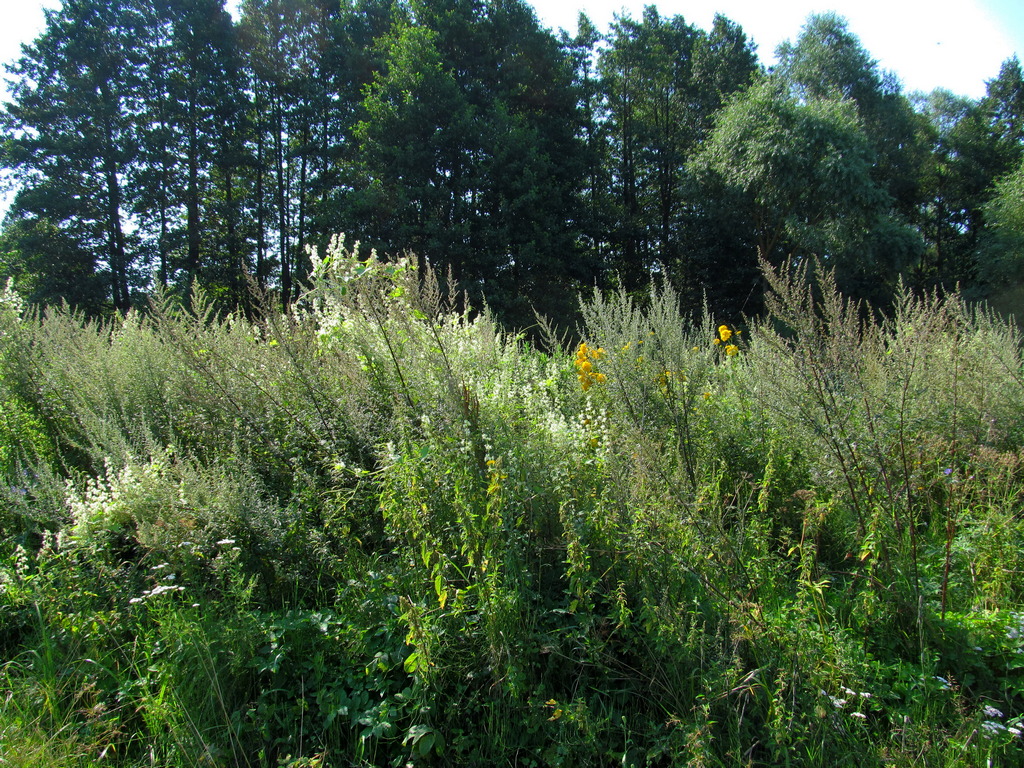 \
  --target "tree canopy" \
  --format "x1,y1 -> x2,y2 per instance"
1,2 -> 1022,325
